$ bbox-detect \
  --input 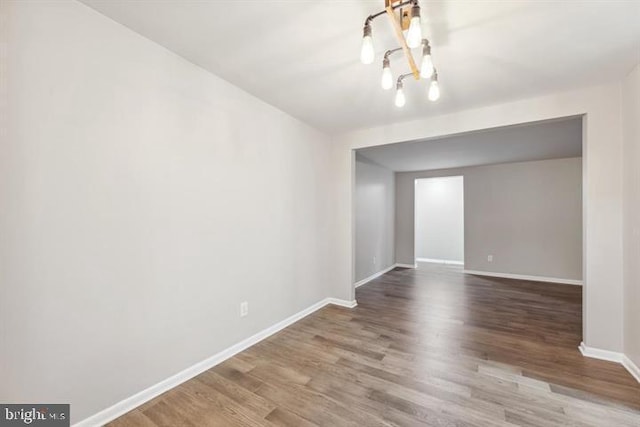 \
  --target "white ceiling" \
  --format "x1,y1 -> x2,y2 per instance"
80,1 -> 640,134
356,117 -> 582,172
